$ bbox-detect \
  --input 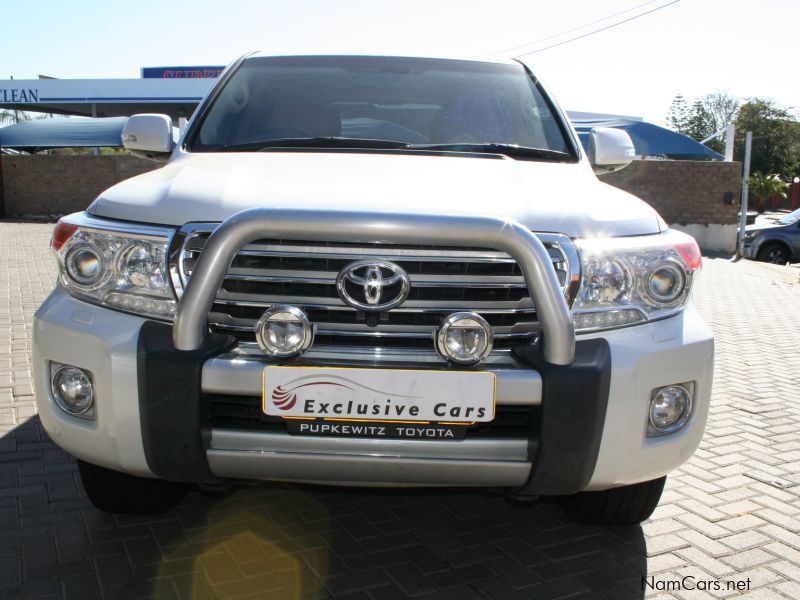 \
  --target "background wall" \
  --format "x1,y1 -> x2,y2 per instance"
0,155 -> 154,217
601,160 -> 742,252
1,156 -> 743,252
